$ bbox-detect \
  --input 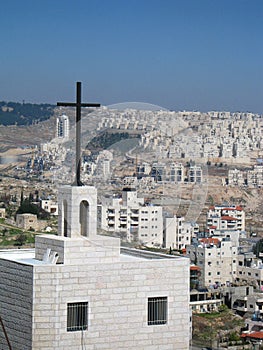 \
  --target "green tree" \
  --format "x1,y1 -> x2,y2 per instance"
17,199 -> 39,216
20,190 -> 24,204
253,239 -> 263,257
15,233 -> 27,246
